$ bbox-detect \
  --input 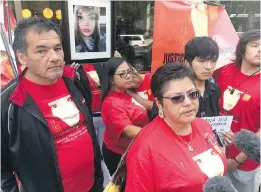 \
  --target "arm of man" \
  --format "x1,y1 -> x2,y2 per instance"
126,89 -> 153,111
226,129 -> 260,172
